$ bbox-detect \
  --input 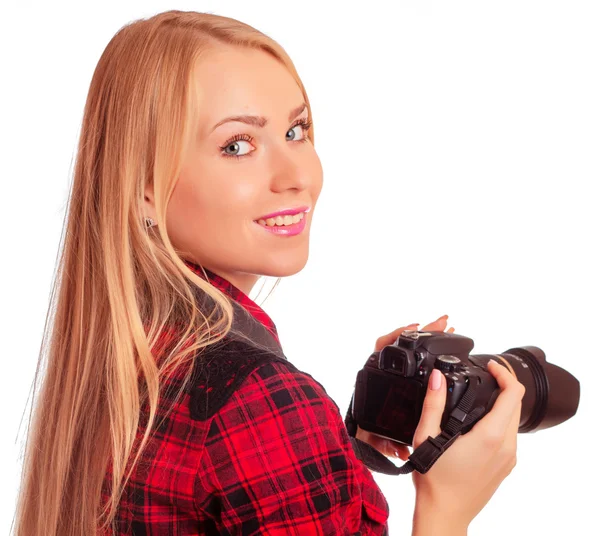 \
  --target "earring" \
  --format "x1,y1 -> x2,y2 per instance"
144,217 -> 156,228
